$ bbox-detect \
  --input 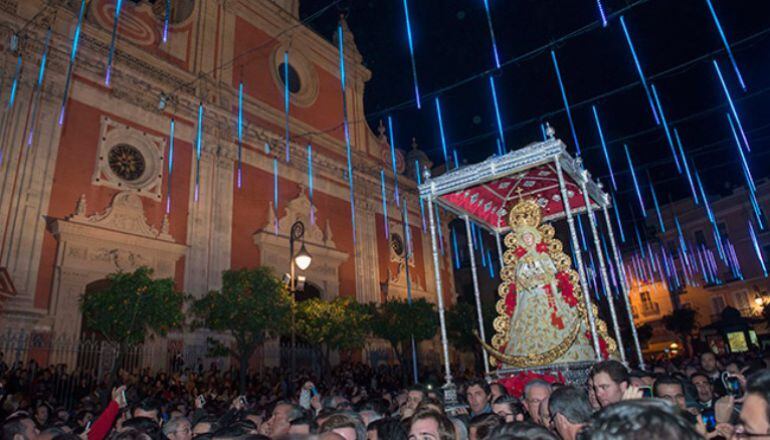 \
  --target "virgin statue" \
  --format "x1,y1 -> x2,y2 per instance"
480,198 -> 616,369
